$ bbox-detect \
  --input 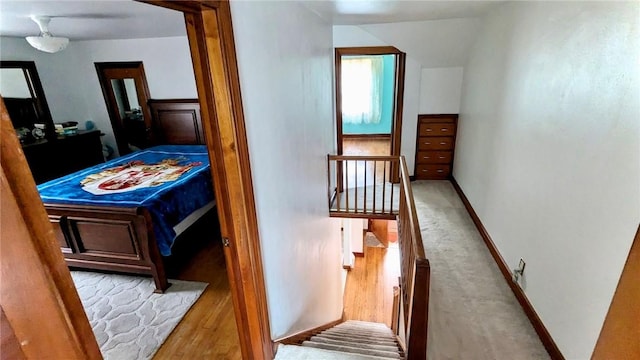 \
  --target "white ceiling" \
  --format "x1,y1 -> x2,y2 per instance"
0,1 -> 186,41
303,0 -> 502,25
0,1 -> 502,42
